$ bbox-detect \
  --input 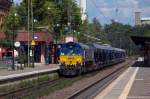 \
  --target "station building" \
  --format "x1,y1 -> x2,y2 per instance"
0,0 -> 67,65
0,32 -> 56,64
0,1 -> 59,64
